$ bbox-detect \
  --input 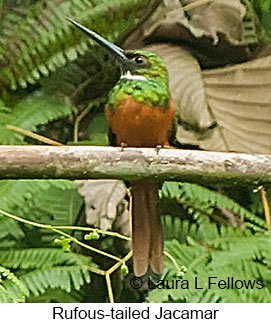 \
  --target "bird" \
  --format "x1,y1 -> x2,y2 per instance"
68,18 -> 175,277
